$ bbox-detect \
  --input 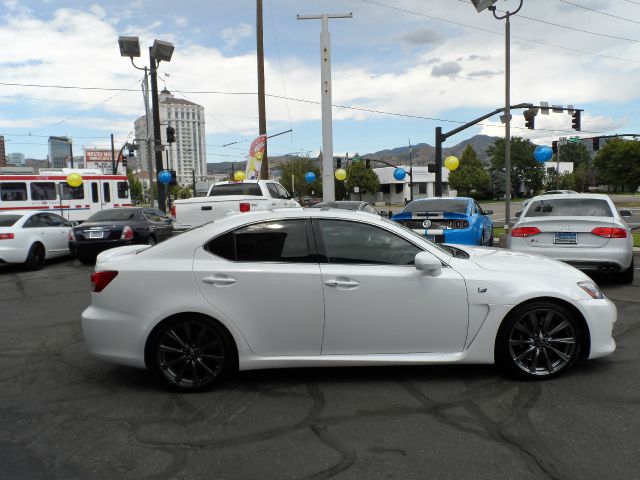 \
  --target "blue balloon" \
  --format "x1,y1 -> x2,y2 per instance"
393,168 -> 407,181
304,171 -> 316,184
158,170 -> 172,184
534,145 -> 553,163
